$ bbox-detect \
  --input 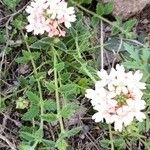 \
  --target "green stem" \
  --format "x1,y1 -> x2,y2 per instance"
71,0 -> 127,35
58,72 -> 67,106
21,31 -> 44,130
109,124 -> 114,150
75,38 -> 96,83
52,46 -> 65,133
